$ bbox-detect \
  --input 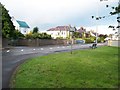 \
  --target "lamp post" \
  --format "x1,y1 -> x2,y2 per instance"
92,0 -> 109,44
69,25 -> 75,54
91,16 -> 99,44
